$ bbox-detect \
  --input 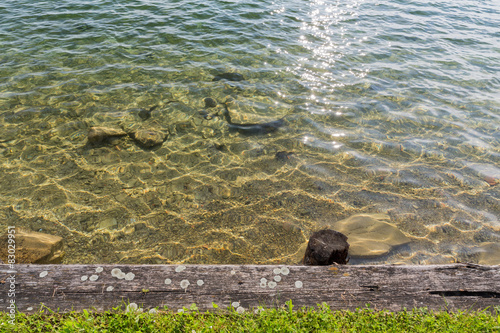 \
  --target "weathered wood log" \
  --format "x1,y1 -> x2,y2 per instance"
0,264 -> 498,314
303,229 -> 349,265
